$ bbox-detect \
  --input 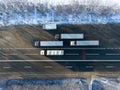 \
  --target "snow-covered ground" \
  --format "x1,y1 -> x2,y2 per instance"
4,78 -> 88,90
0,0 -> 120,27
0,78 -> 119,90
92,77 -> 120,90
